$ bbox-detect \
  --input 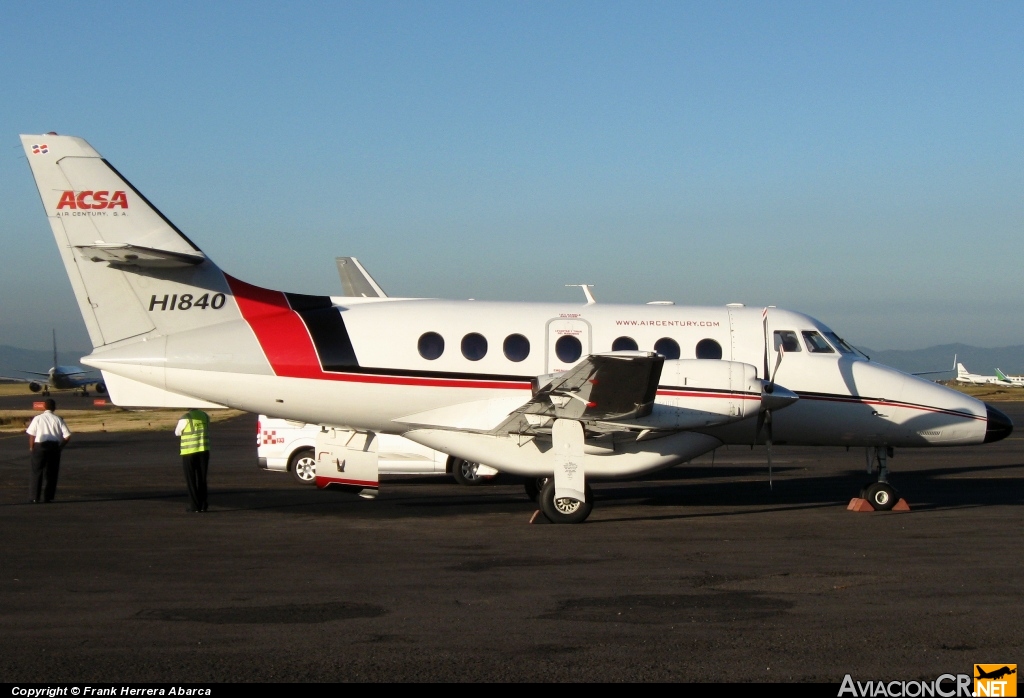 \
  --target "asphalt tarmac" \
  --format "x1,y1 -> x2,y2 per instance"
1,407 -> 1021,682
